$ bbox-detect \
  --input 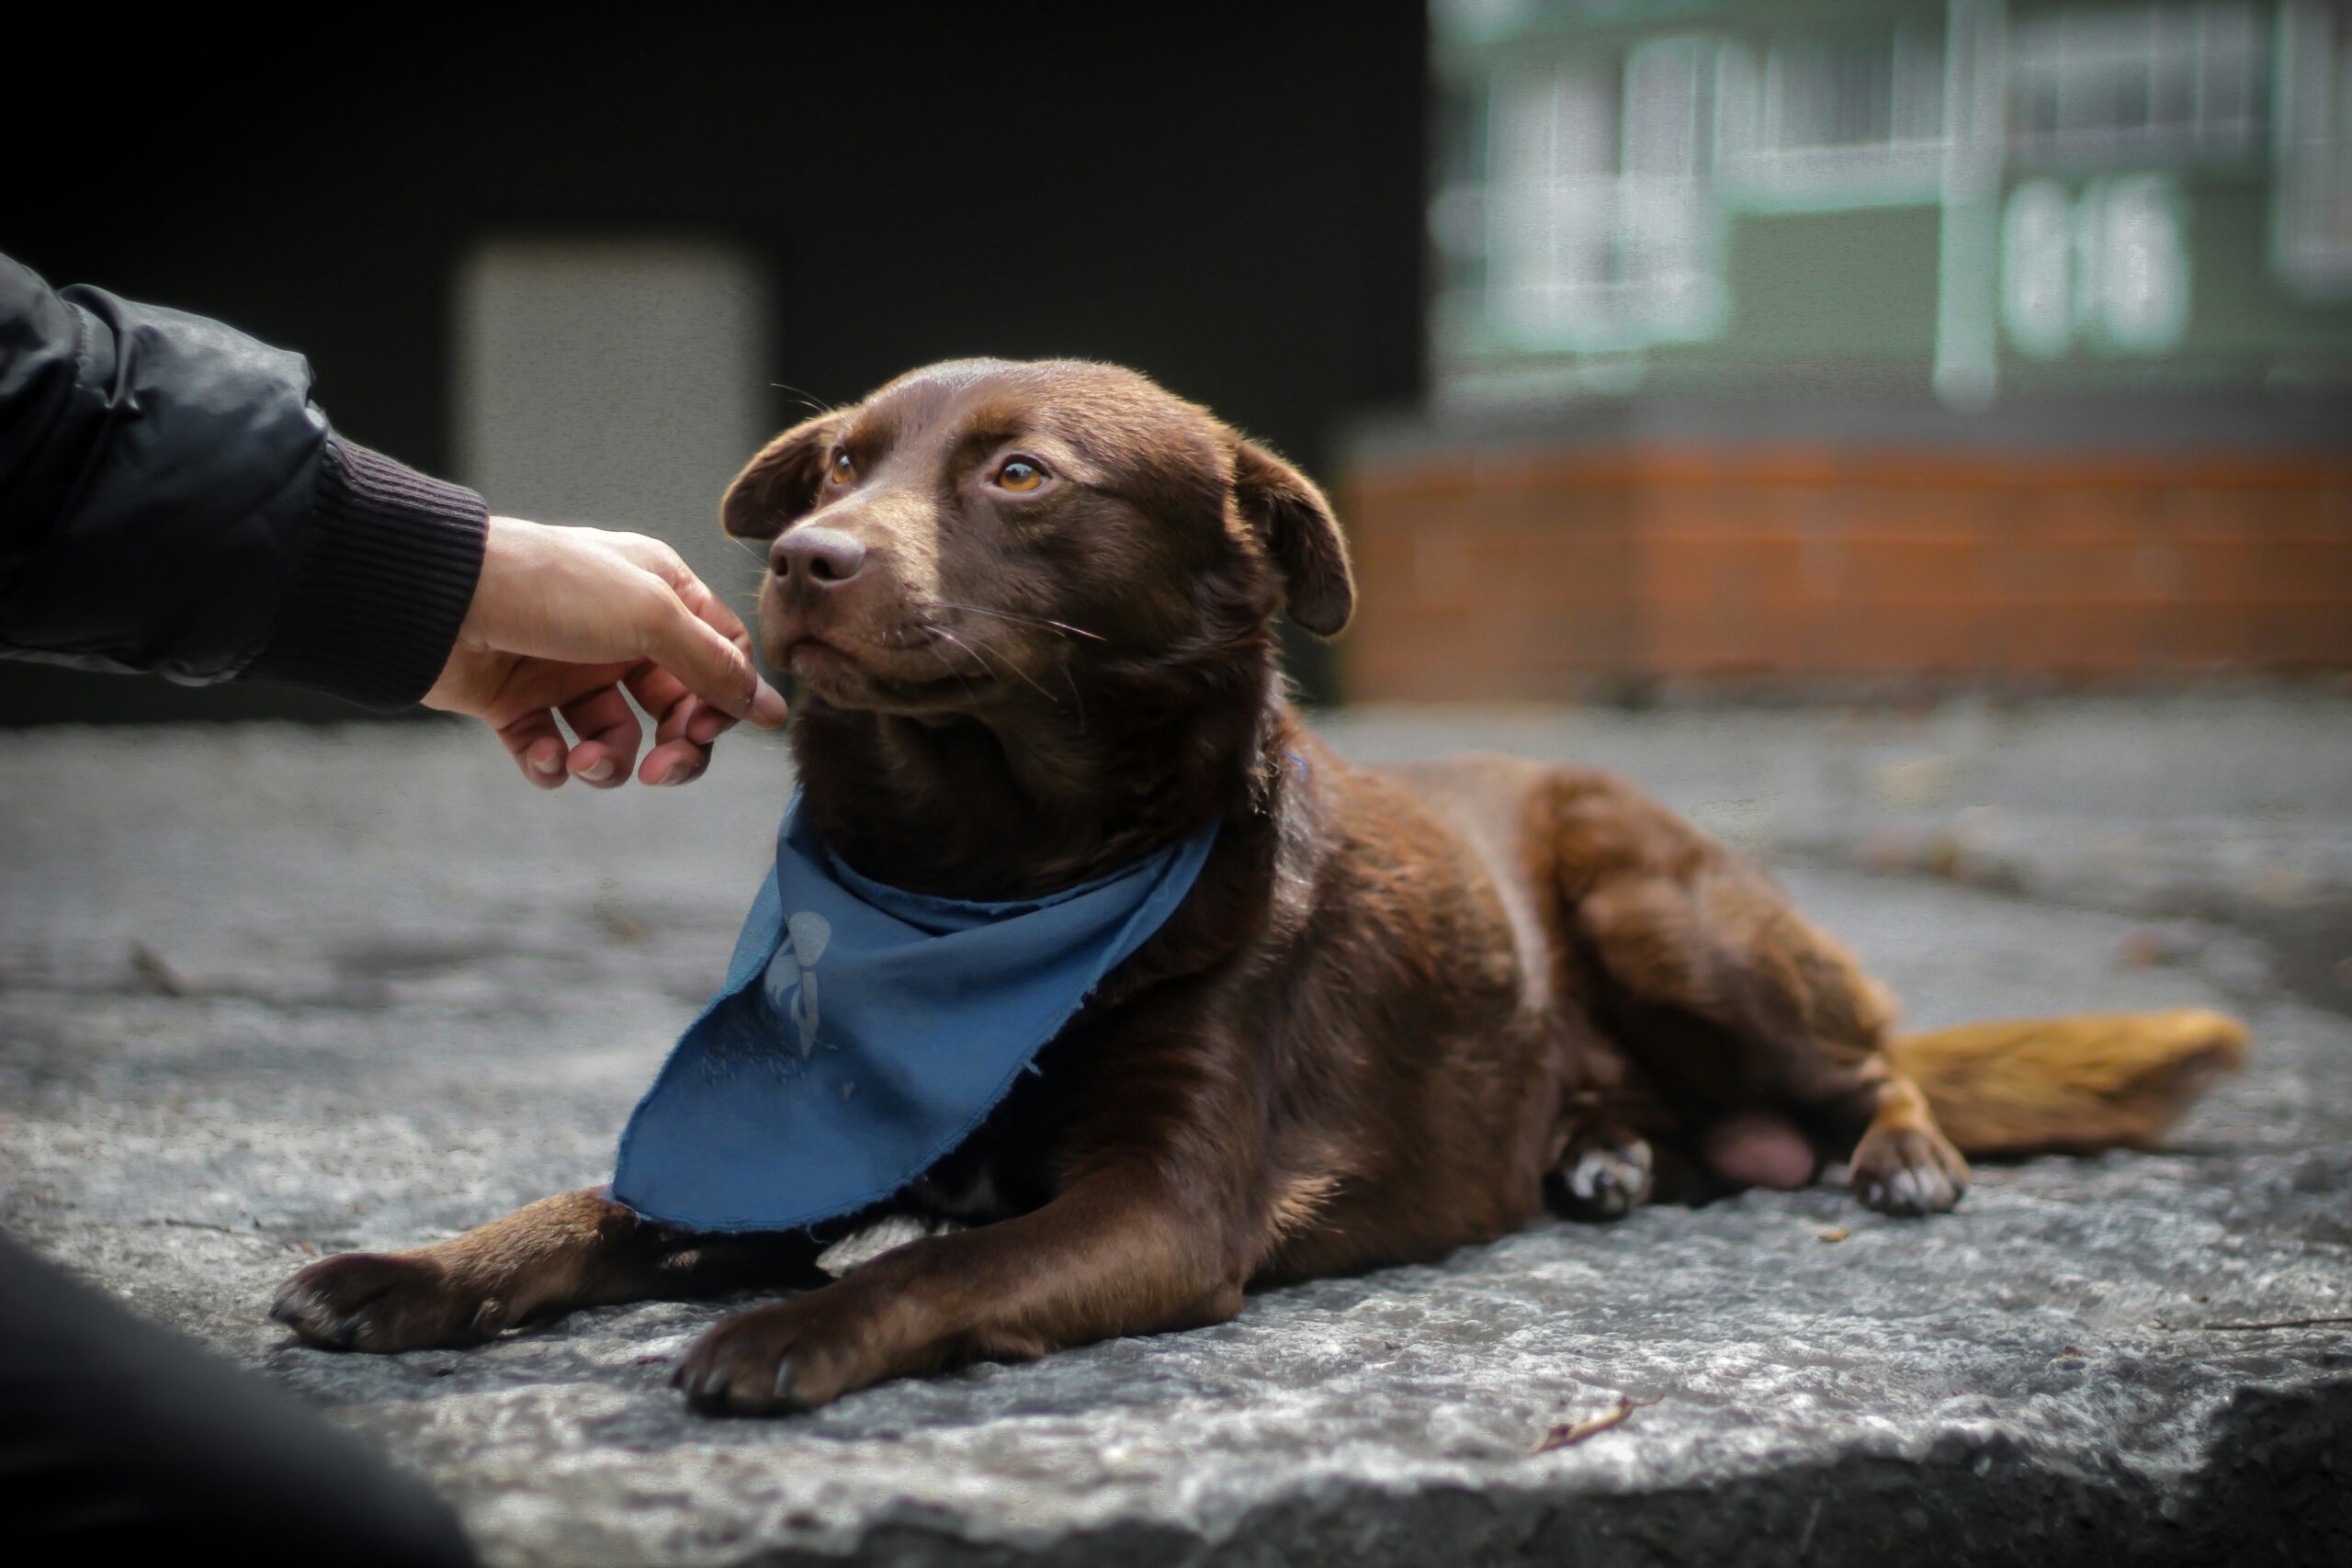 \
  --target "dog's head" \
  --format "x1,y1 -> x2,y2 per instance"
720,359 -> 1351,719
